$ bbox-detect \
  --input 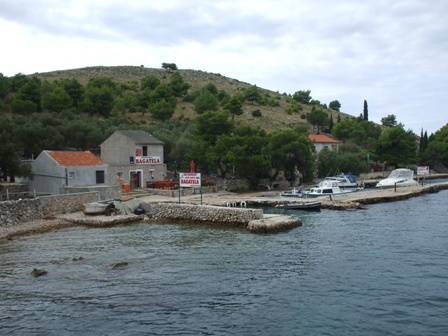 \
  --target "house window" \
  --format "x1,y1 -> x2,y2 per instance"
142,146 -> 148,156
96,170 -> 105,184
69,172 -> 75,178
